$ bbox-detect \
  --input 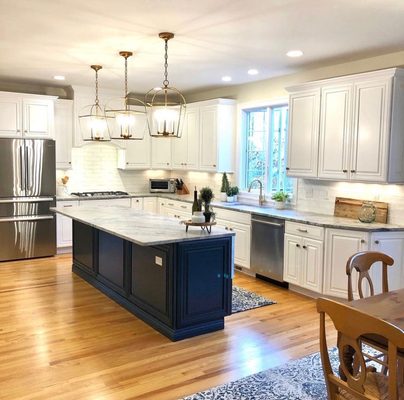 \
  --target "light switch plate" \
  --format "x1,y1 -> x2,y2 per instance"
155,256 -> 163,266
